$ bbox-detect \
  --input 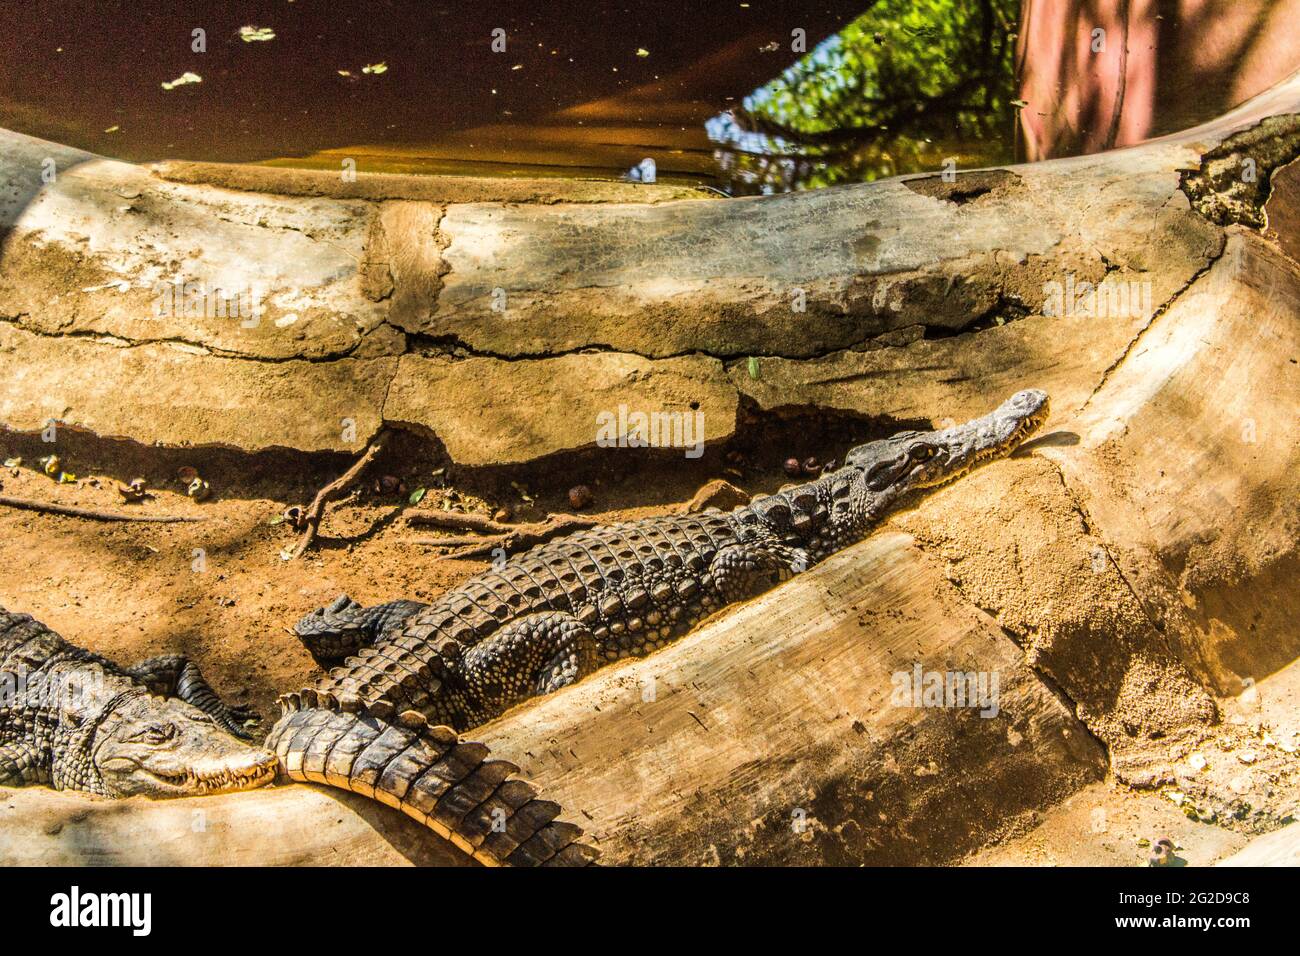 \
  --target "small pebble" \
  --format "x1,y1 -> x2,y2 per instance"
568,485 -> 593,510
